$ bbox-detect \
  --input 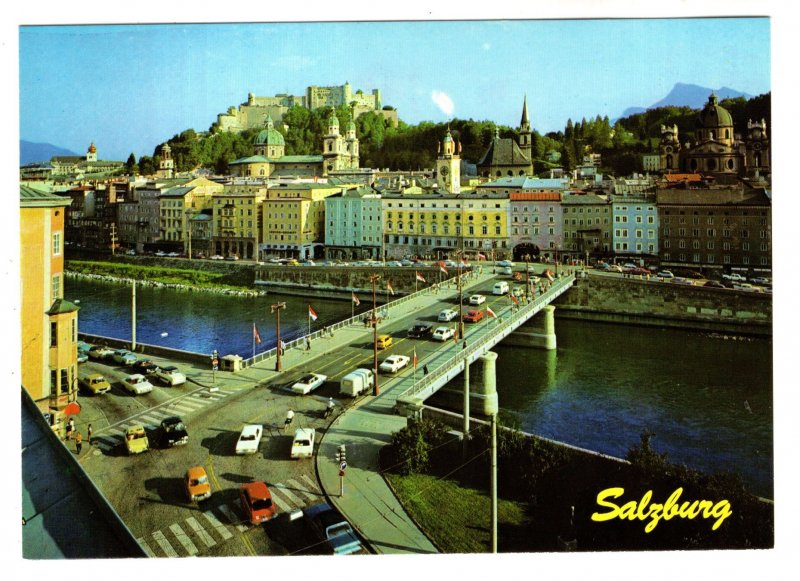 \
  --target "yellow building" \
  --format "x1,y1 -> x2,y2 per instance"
382,191 -> 511,259
159,177 -> 225,253
262,183 -> 347,260
20,185 -> 79,432
211,184 -> 267,259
